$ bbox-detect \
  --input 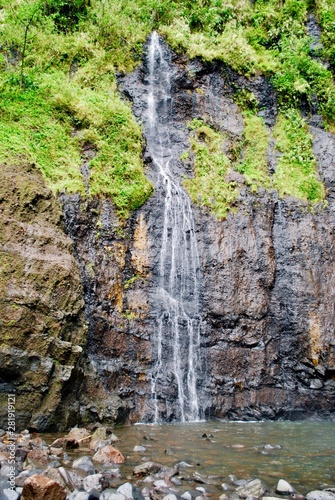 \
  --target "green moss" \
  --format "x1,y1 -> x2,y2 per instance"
183,120 -> 238,220
236,112 -> 271,189
273,109 -> 326,202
